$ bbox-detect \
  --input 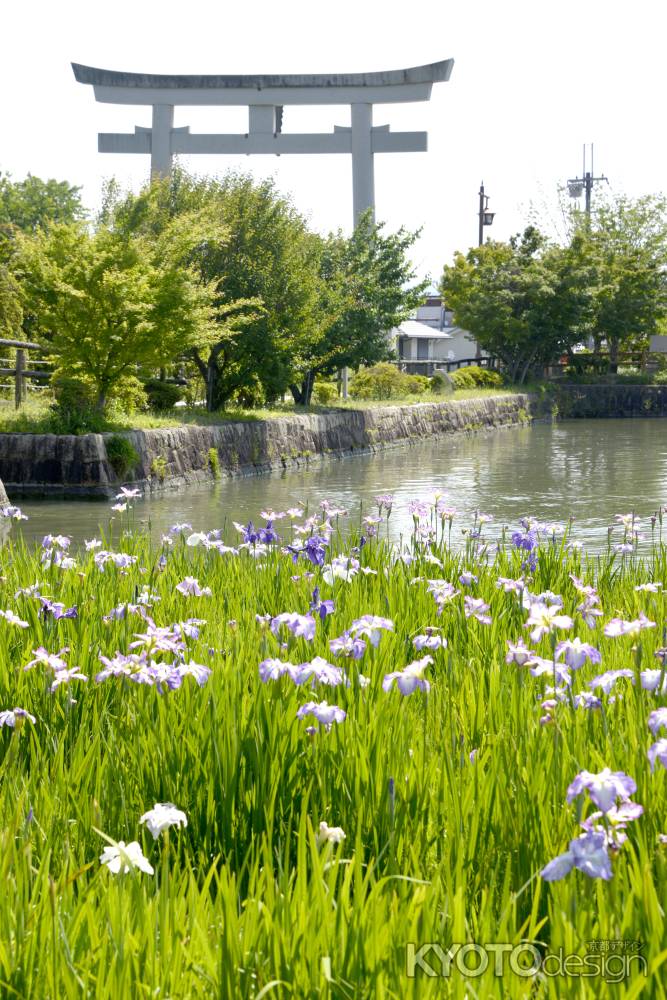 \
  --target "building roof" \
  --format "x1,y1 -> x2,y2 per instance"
71,60 -> 454,91
392,320 -> 453,340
